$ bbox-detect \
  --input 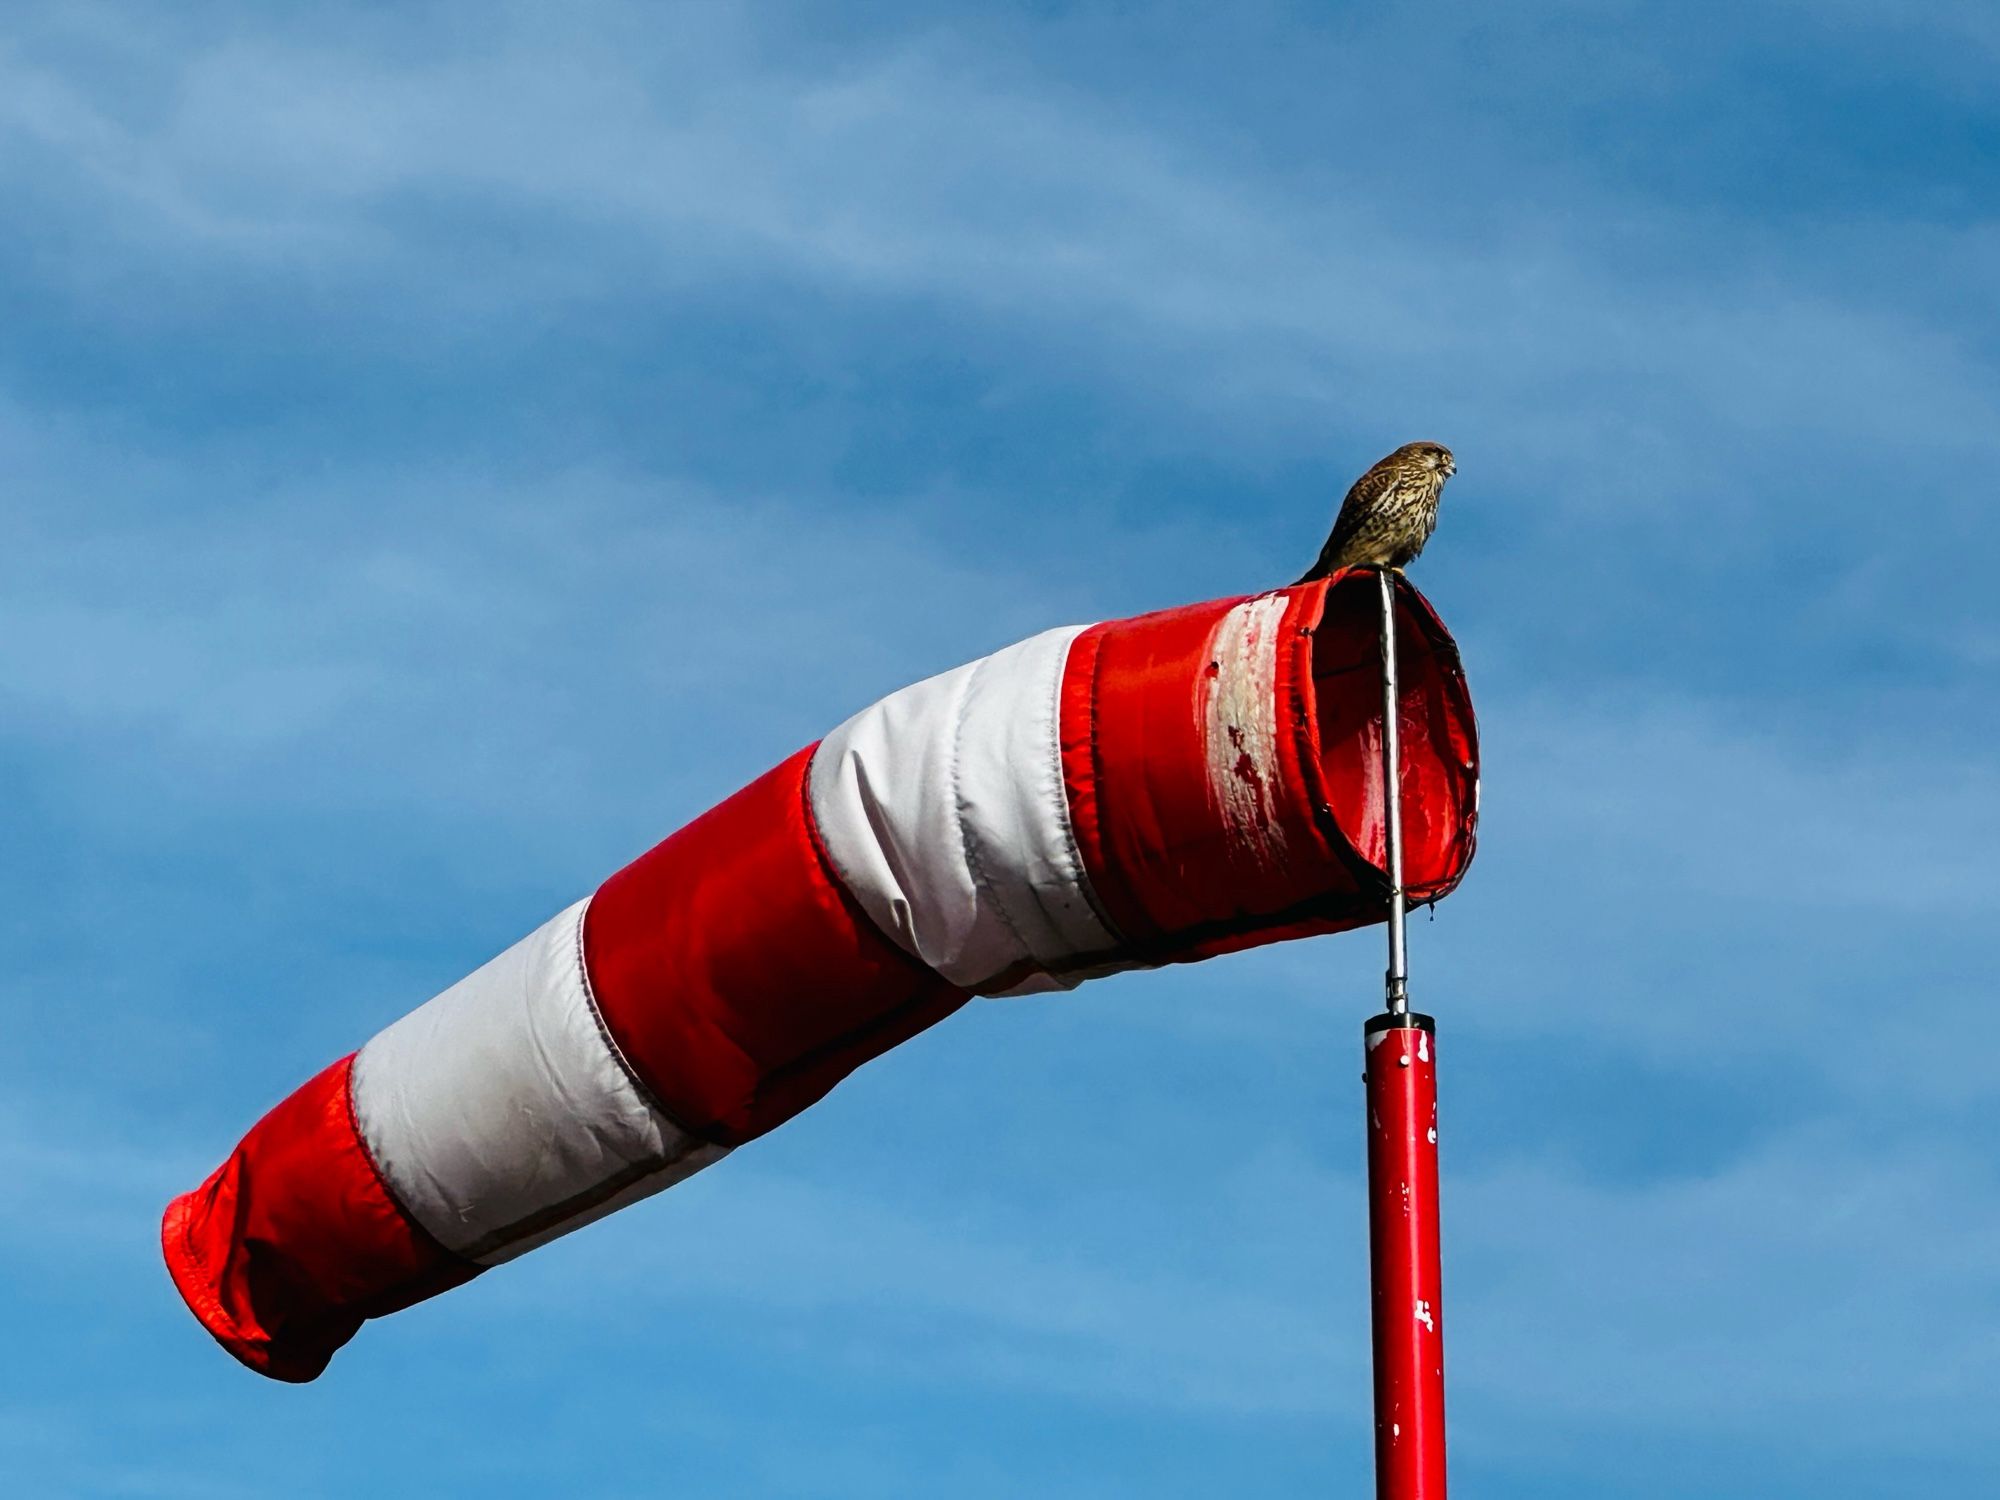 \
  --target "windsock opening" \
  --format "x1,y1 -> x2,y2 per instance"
1310,570 -> 1479,907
